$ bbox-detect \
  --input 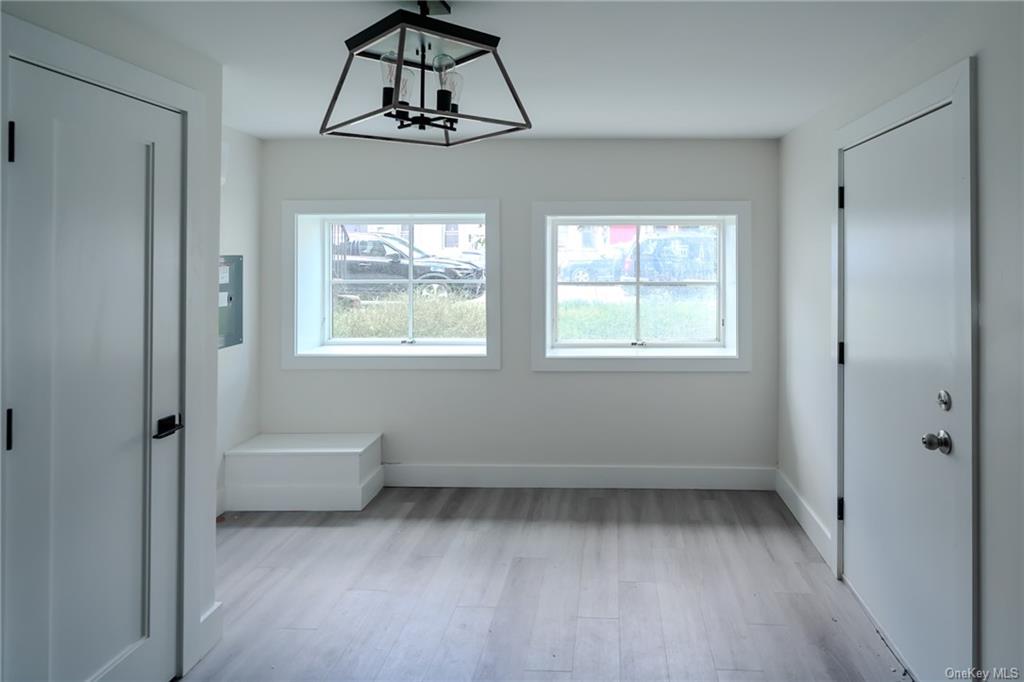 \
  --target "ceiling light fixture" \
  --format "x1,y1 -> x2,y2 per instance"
320,1 -> 531,147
